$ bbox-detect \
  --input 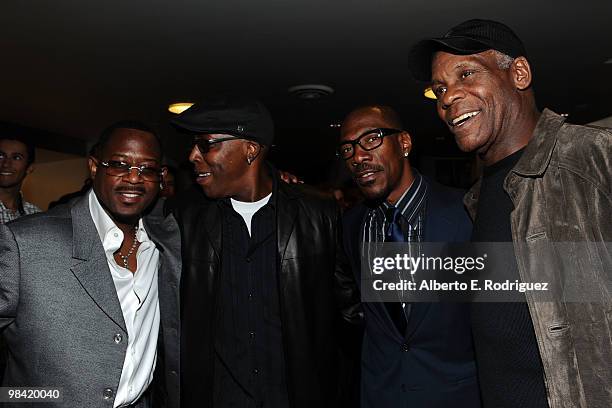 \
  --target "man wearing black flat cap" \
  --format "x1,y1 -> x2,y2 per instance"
408,19 -> 612,408
171,95 -> 361,408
